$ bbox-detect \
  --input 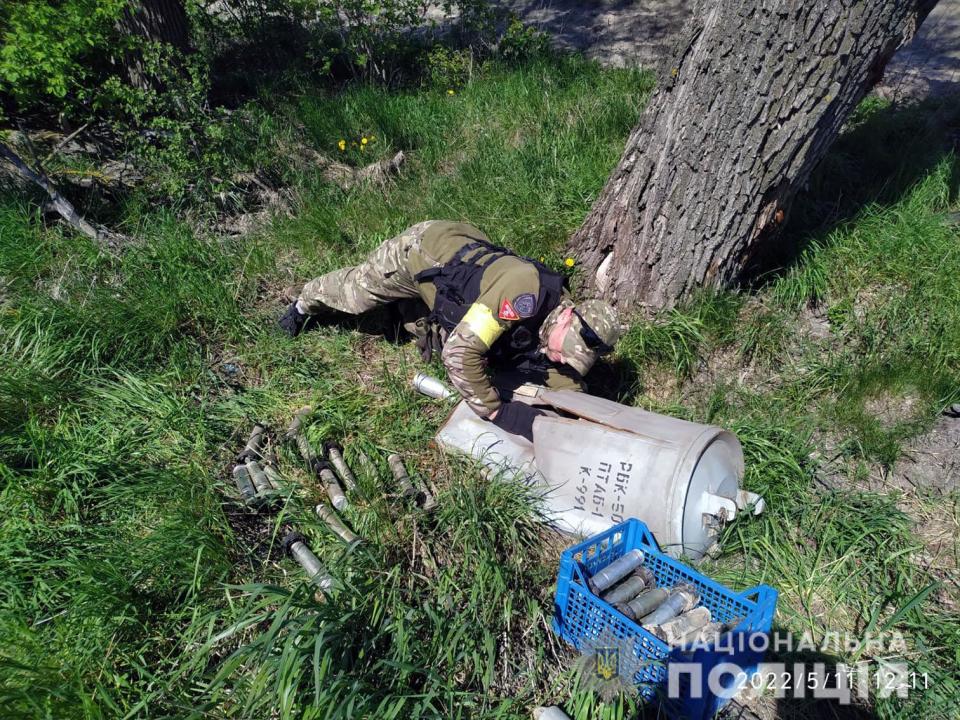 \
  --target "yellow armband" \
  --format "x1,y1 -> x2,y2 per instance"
461,302 -> 504,348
